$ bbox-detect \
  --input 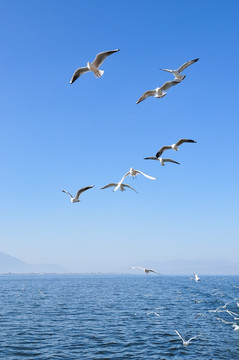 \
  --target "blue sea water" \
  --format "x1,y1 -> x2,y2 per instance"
0,274 -> 238,359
